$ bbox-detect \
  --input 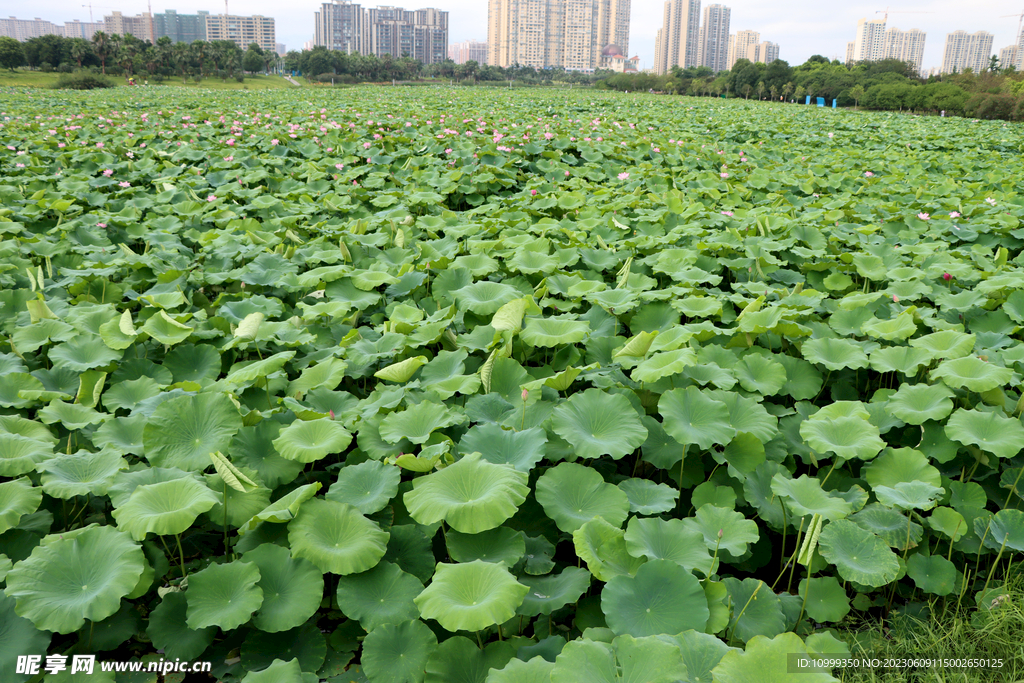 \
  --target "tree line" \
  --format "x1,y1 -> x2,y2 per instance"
0,33 -> 279,82
598,56 -> 1024,121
